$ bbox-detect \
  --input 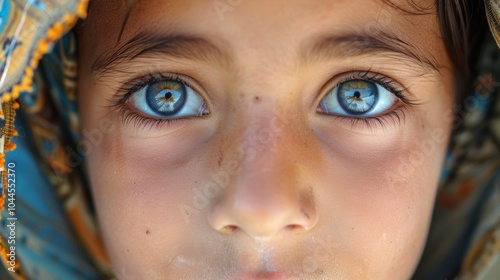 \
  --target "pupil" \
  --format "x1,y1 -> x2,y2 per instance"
353,91 -> 361,99
165,92 -> 172,99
